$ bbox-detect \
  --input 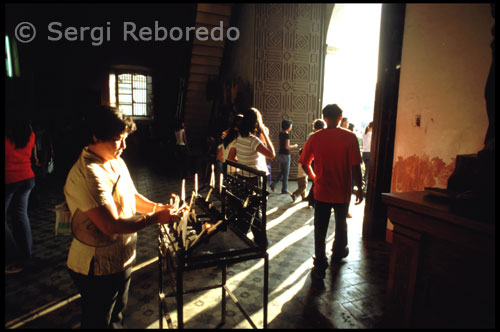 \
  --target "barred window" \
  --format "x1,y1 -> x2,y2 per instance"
109,70 -> 153,117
